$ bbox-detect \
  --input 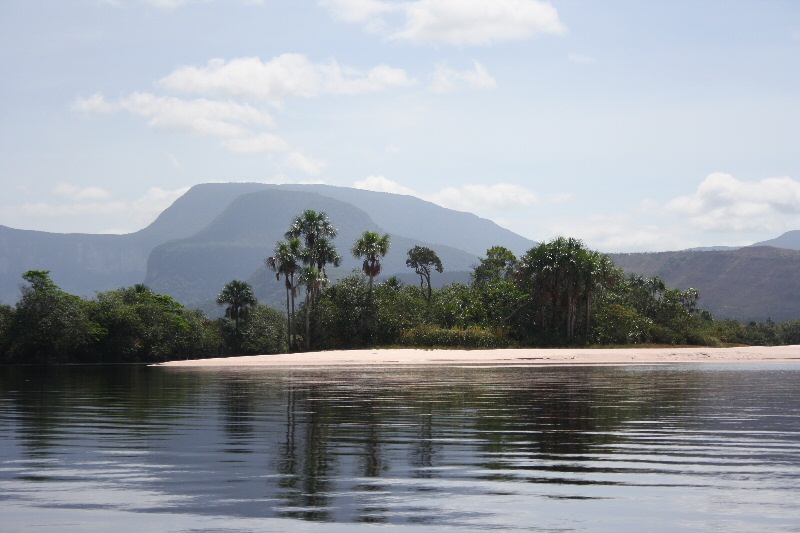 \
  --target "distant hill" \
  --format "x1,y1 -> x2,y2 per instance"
0,183 -> 535,307
751,230 -> 800,250
0,183 -> 271,305
5,181 -> 800,323
144,188 -> 483,307
609,246 -> 800,322
278,184 -> 534,257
